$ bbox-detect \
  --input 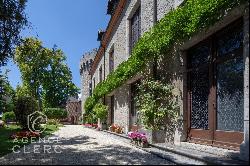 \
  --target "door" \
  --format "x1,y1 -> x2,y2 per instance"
187,19 -> 244,150
71,116 -> 75,125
